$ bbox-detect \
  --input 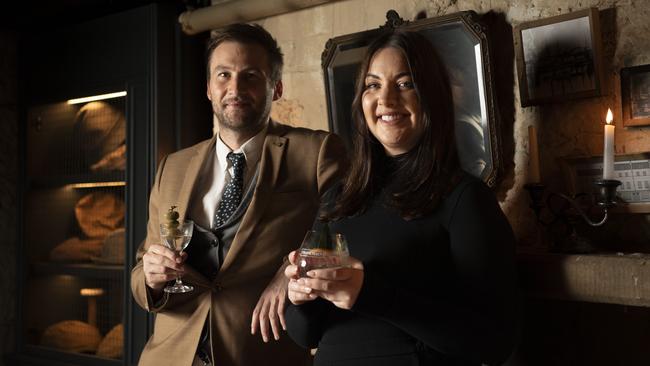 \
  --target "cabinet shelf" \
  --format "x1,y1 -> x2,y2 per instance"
31,262 -> 124,279
28,171 -> 126,189
11,346 -> 122,366
518,251 -> 650,307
